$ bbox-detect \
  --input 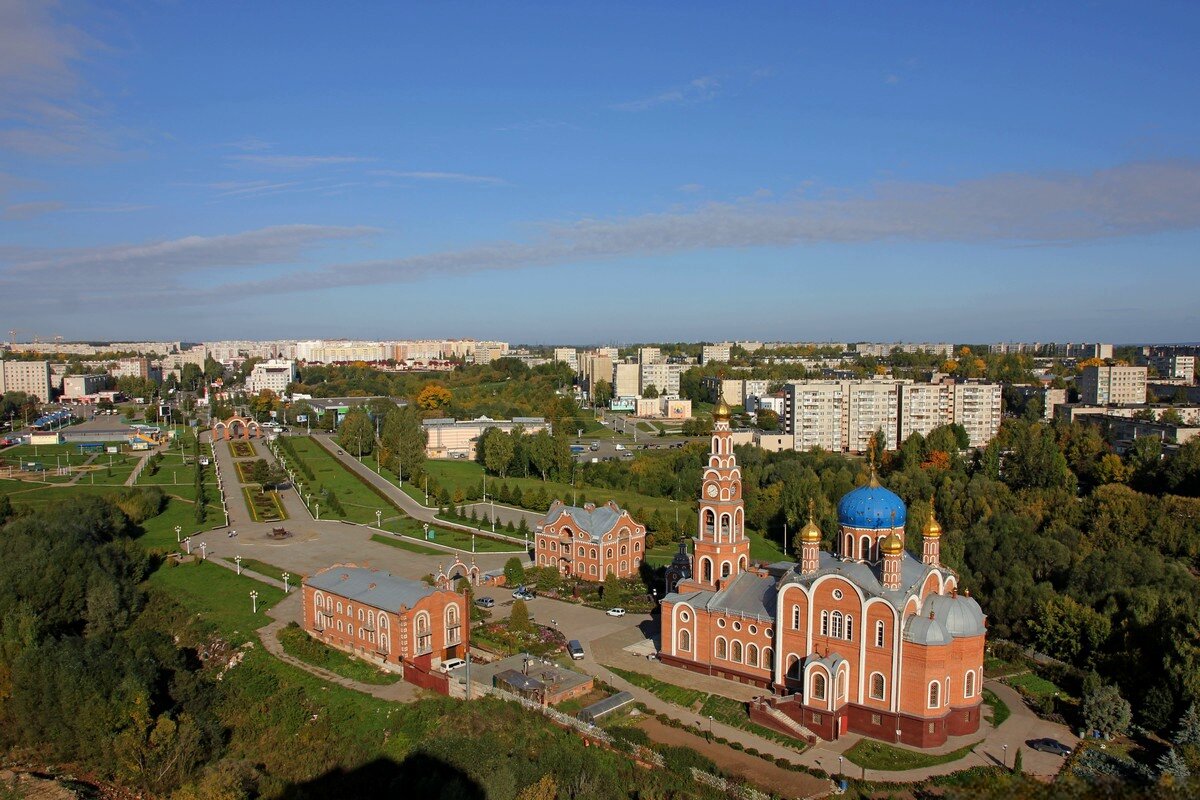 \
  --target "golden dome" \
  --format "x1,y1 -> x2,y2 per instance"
800,519 -> 822,543
880,531 -> 904,555
923,506 -> 943,538
713,398 -> 732,420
